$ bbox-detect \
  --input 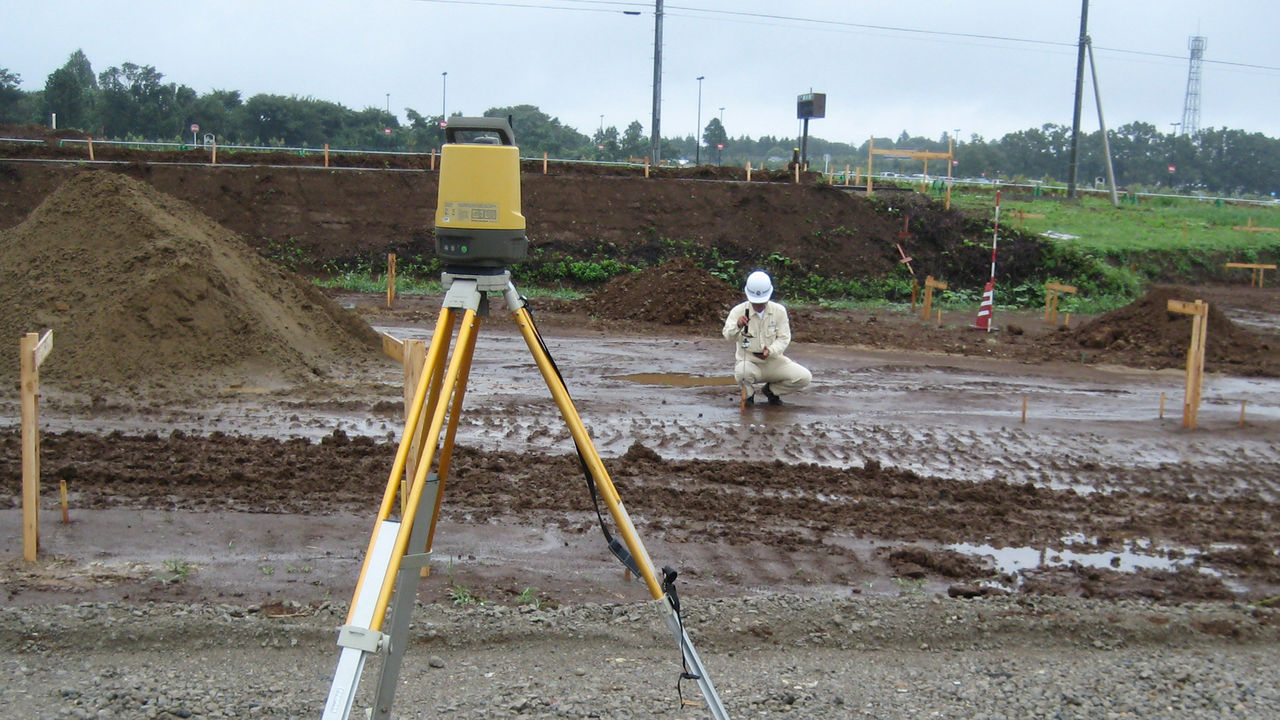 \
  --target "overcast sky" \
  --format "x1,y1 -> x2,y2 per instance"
5,1 -> 1279,145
